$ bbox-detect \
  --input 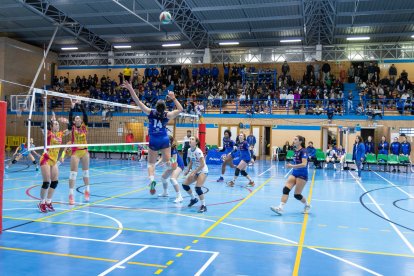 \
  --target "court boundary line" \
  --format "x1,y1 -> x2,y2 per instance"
98,246 -> 149,276
350,171 -> 414,254
373,172 -> 414,198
